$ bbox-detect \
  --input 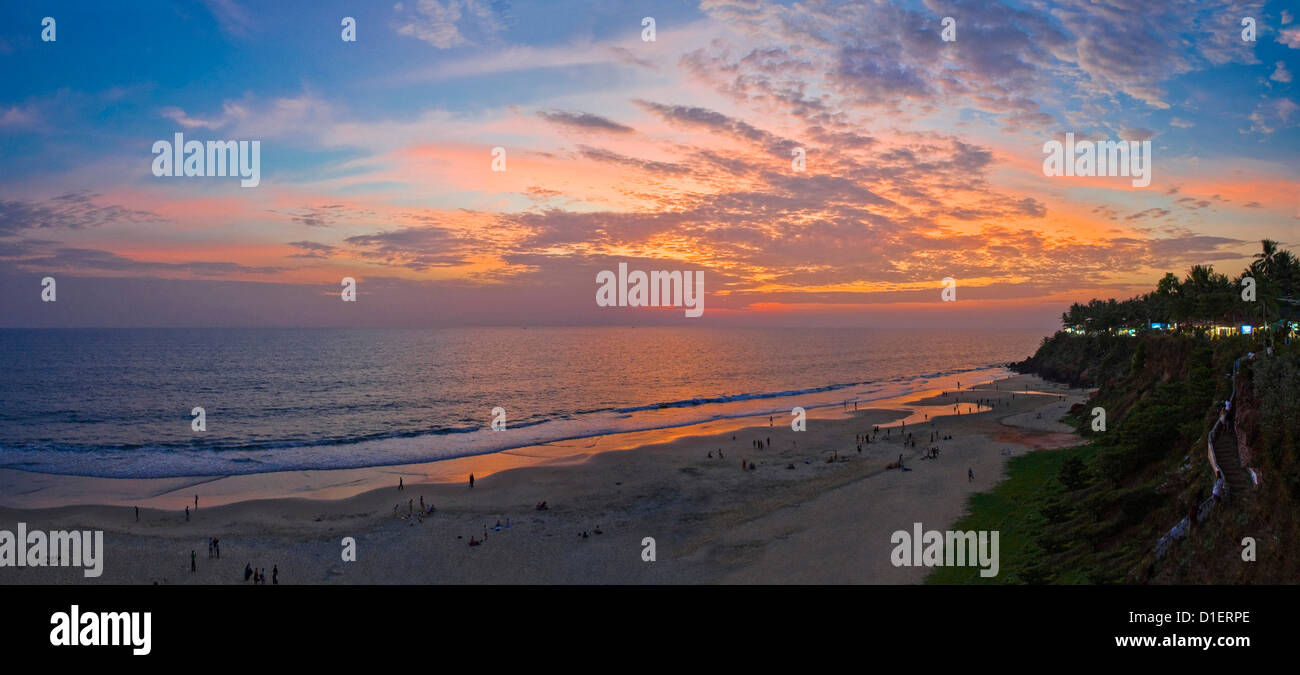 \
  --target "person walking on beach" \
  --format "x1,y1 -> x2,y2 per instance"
244,563 -> 253,581
135,505 -> 139,522
214,538 -> 220,558
194,494 -> 198,510
208,538 -> 213,558
399,477 -> 403,490
185,505 -> 189,522
272,565 -> 279,585
968,468 -> 974,482
469,473 -> 475,488
190,550 -> 196,572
